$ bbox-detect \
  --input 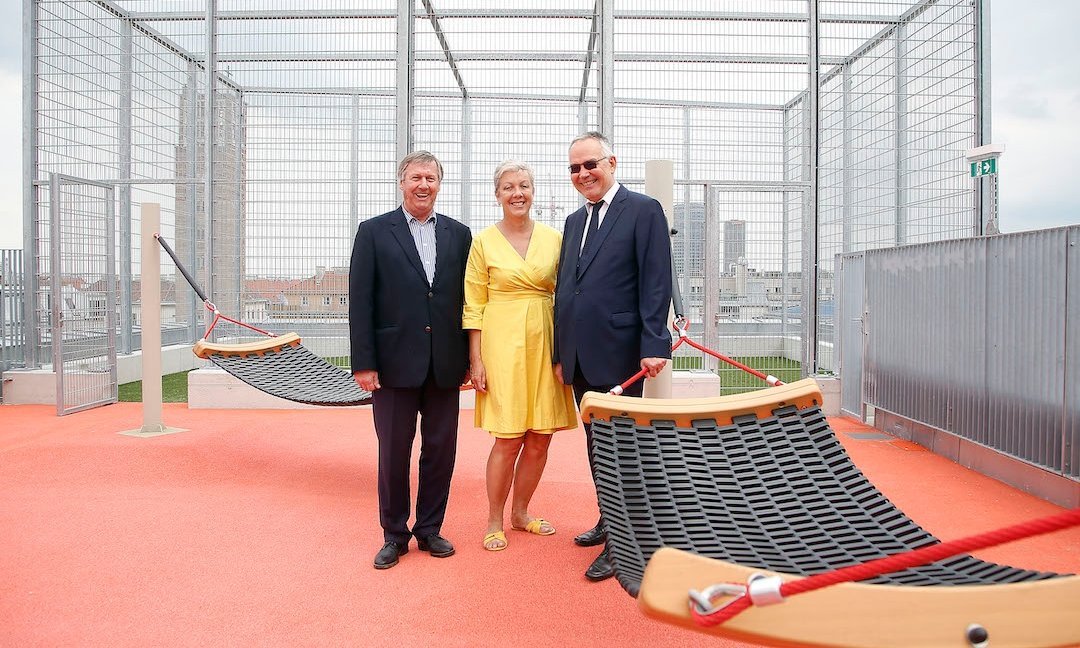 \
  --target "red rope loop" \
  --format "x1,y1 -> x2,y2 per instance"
609,320 -> 782,394
201,302 -> 275,340
691,506 -> 1080,627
